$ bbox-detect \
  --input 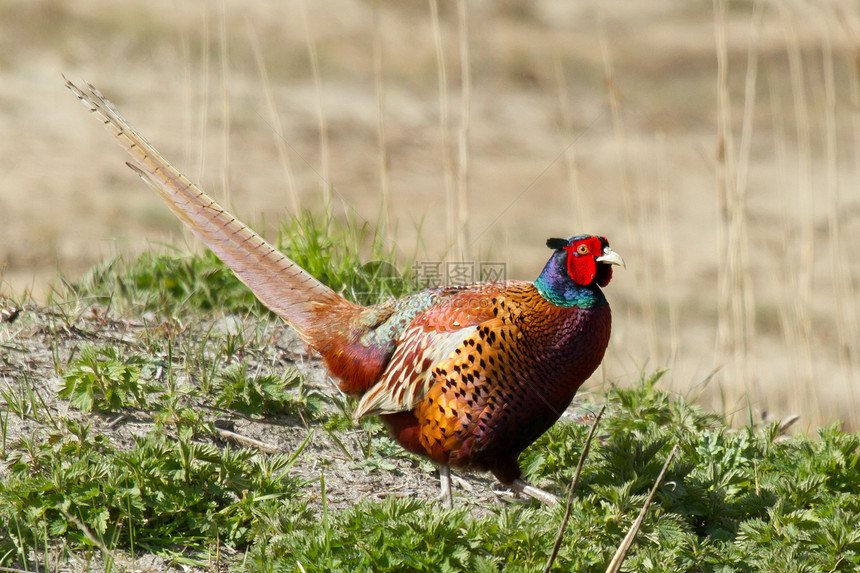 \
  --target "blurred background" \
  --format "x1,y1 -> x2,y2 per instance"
0,0 -> 858,429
